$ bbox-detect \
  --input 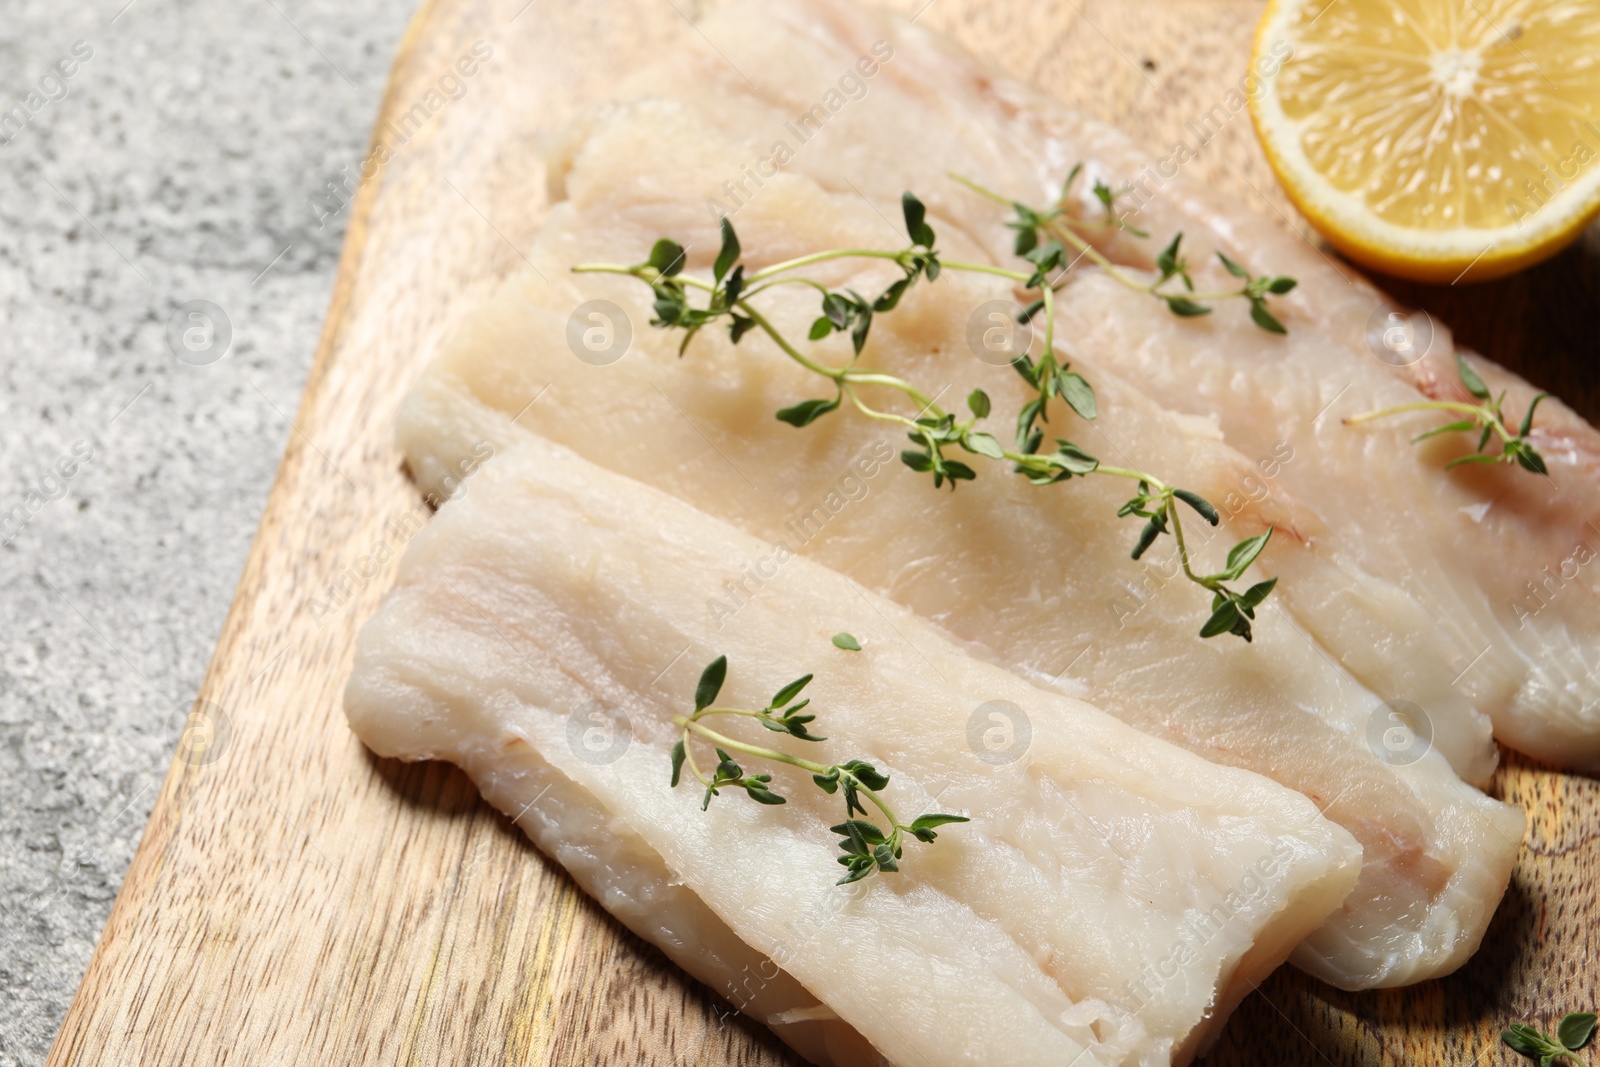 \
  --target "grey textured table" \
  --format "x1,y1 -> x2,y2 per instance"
0,2 -> 416,1063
